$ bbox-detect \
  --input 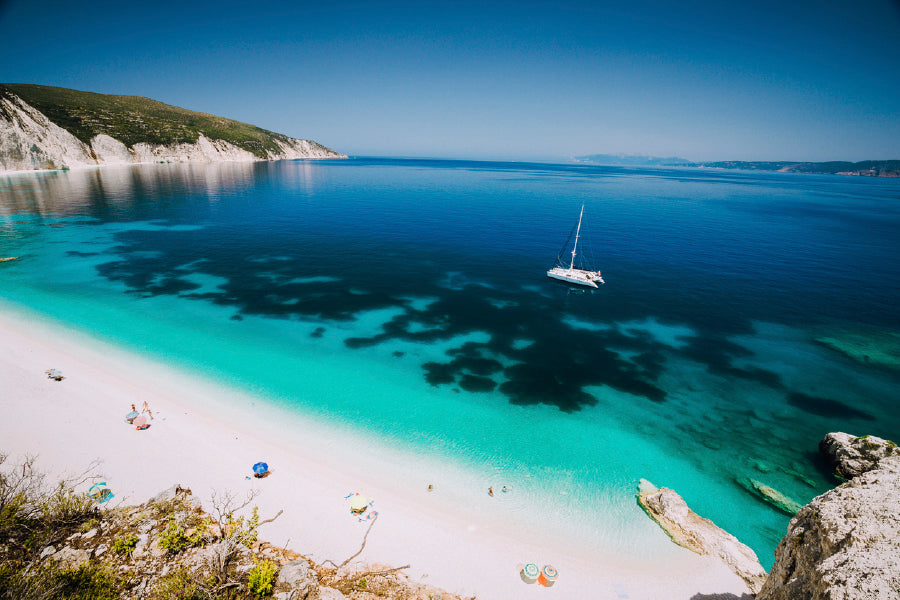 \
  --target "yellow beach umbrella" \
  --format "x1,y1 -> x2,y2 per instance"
349,494 -> 369,512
